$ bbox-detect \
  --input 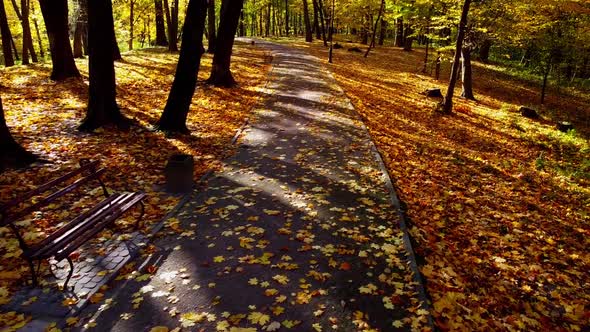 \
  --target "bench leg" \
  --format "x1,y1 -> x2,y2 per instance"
27,258 -> 38,287
63,257 -> 75,291
135,201 -> 145,230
